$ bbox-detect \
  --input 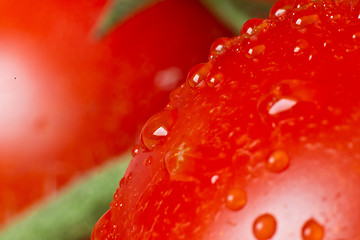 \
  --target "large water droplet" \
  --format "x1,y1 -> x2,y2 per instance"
225,188 -> 247,211
241,19 -> 269,38
302,219 -> 324,240
140,110 -> 176,151
186,63 -> 212,87
253,213 -> 277,240
209,37 -> 230,60
266,150 -> 290,173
